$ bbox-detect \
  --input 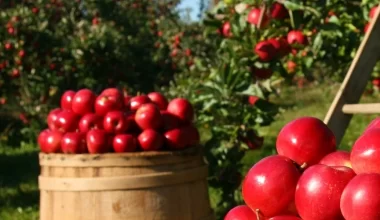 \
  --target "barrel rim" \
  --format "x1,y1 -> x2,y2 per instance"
39,146 -> 204,167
